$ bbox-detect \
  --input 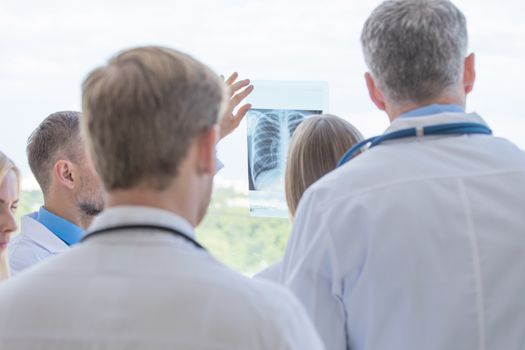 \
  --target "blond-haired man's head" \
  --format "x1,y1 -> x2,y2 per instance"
82,46 -> 226,225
